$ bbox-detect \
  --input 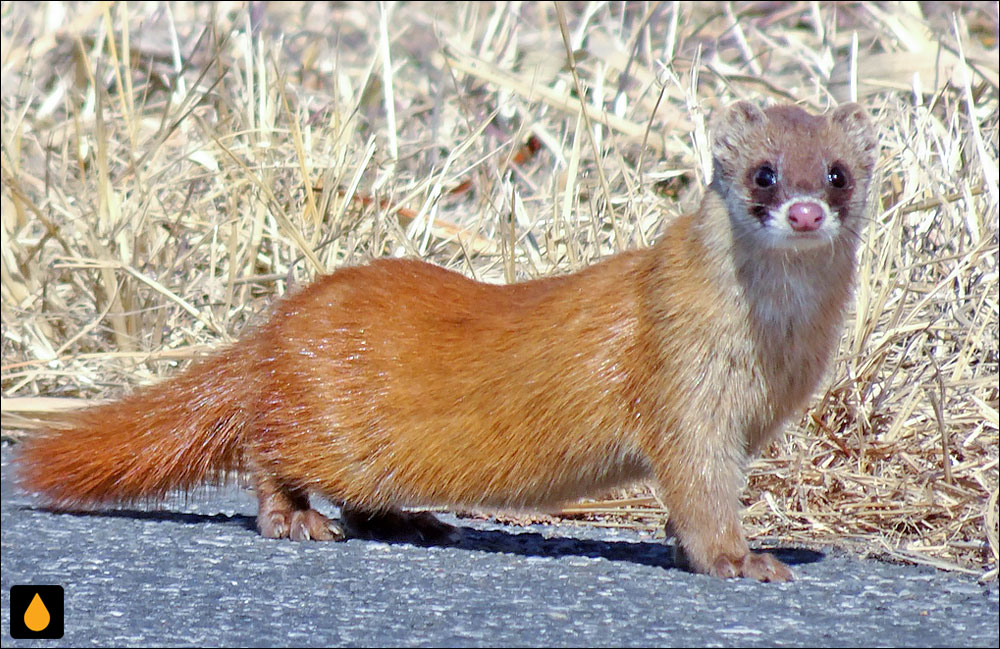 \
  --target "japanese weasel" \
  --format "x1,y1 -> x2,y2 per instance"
18,101 -> 877,581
